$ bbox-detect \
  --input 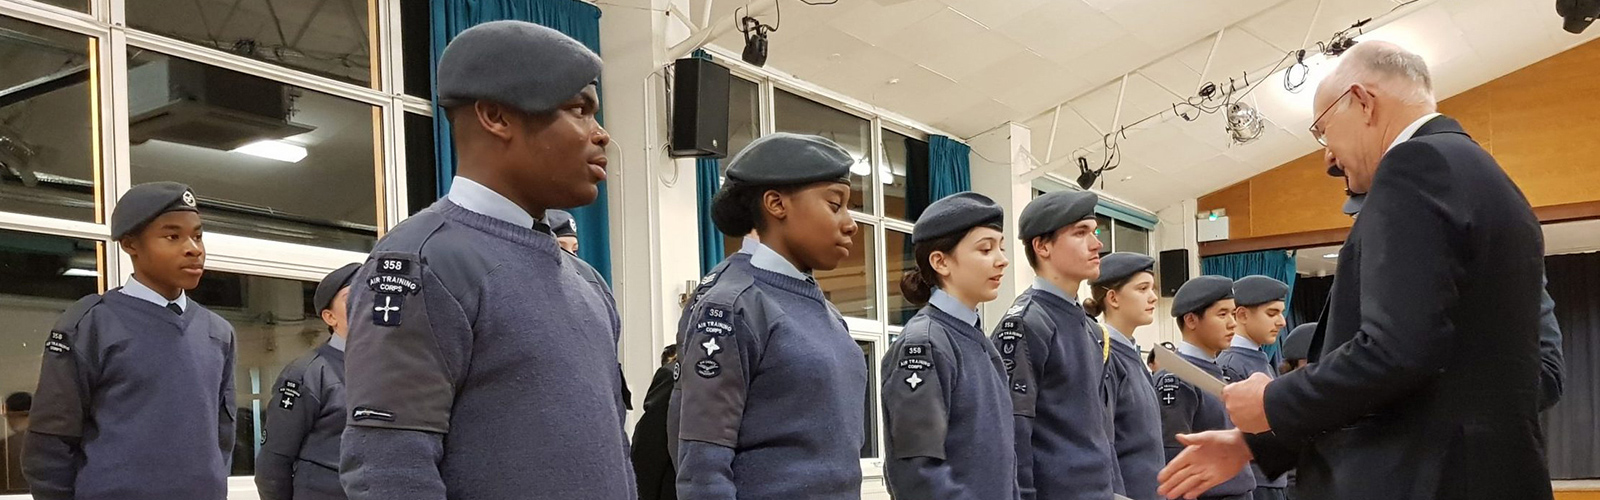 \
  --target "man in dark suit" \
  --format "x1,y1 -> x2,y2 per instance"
634,344 -> 679,500
1159,41 -> 1553,500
